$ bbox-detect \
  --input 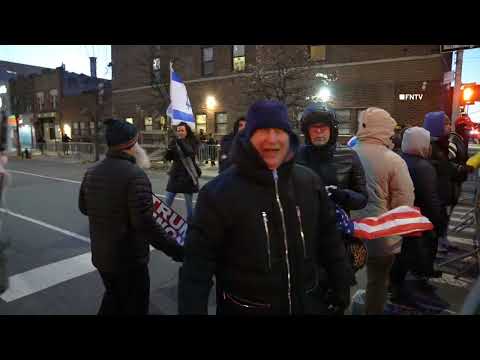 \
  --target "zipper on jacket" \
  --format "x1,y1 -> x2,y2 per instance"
296,206 -> 307,258
273,170 -> 292,315
262,211 -> 272,270
223,291 -> 271,309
